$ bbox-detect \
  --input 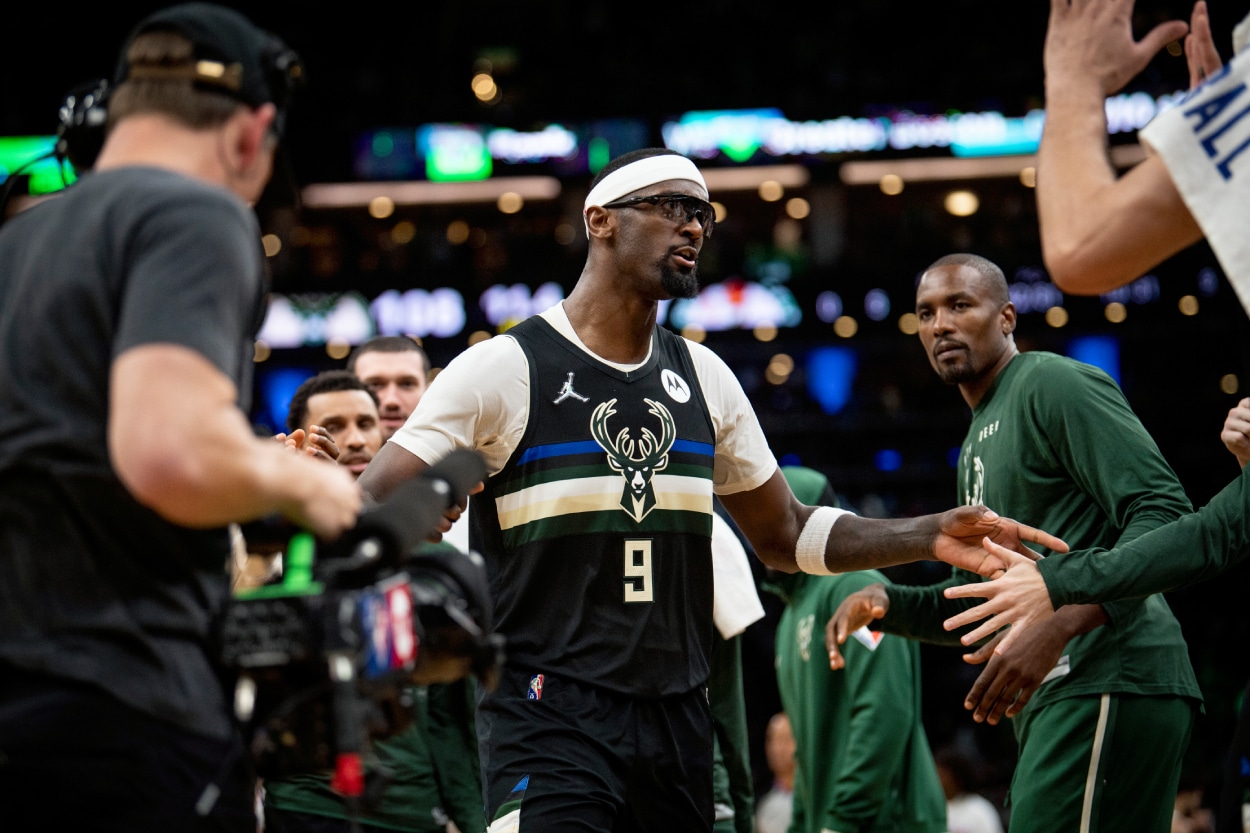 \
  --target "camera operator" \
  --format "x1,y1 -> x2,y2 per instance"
0,4 -> 360,831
